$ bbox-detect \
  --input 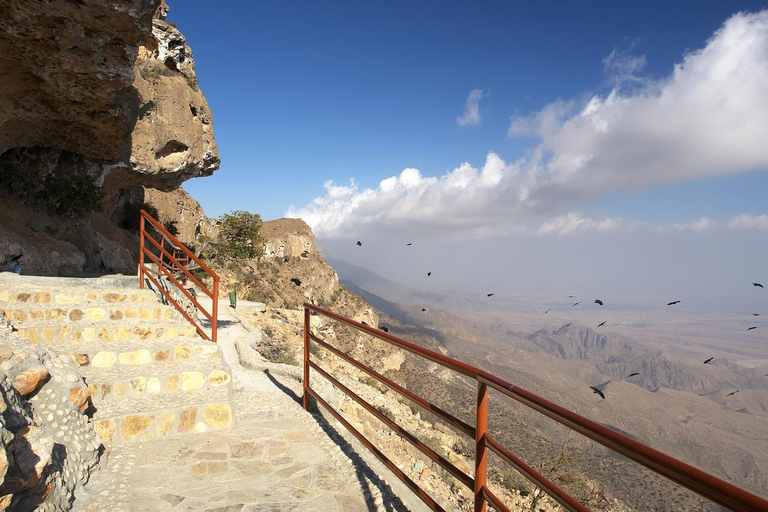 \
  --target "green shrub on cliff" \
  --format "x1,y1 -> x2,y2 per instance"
211,210 -> 265,262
